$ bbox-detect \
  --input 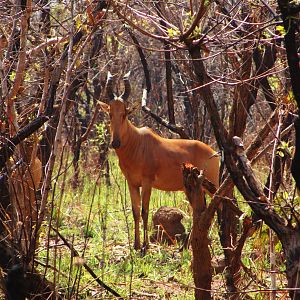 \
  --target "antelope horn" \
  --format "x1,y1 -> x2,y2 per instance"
121,71 -> 131,101
106,71 -> 115,102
